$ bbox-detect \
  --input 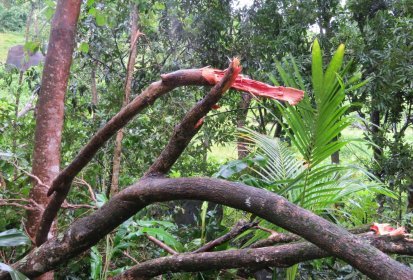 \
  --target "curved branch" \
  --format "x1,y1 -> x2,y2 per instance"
112,234 -> 413,279
4,178 -> 413,280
